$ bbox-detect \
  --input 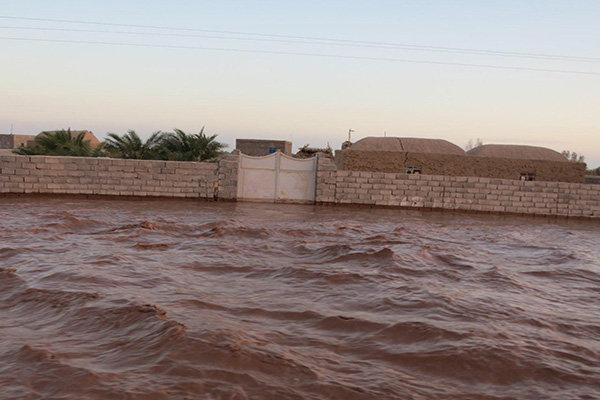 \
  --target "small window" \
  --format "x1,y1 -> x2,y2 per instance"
406,166 -> 422,175
268,147 -> 278,154
520,173 -> 535,181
